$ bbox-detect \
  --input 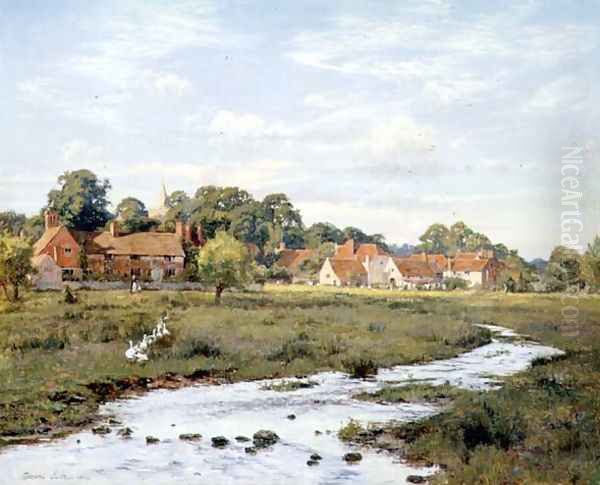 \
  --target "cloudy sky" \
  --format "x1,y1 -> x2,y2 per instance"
1,0 -> 599,259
